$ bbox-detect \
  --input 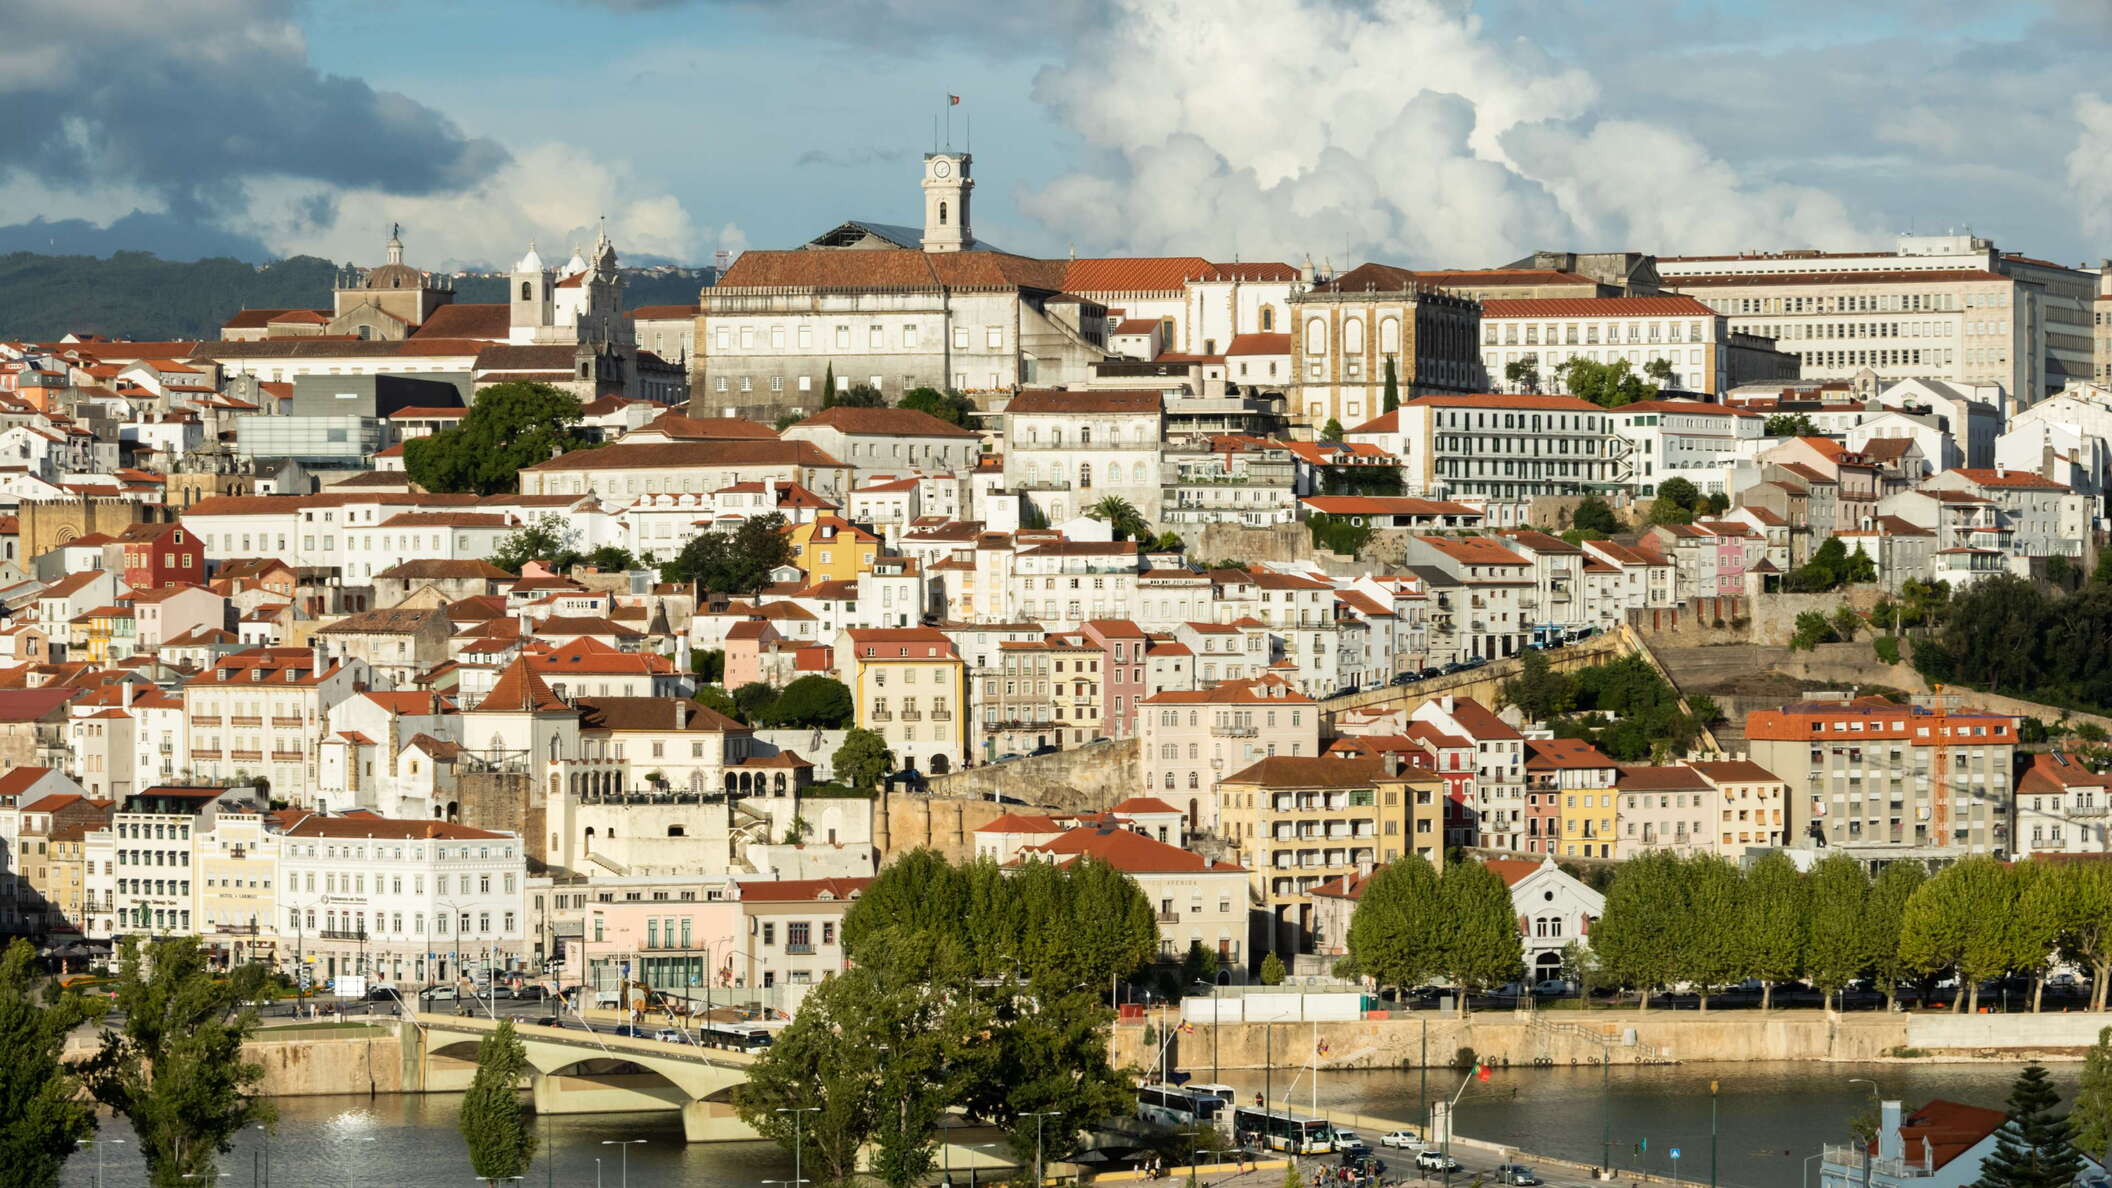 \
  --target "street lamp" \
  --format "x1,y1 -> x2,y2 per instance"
601,1138 -> 646,1188
1848,1078 -> 1882,1188
1023,1110 -> 1062,1188
80,1137 -> 124,1188
777,1104 -> 821,1188
254,1122 -> 271,1188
